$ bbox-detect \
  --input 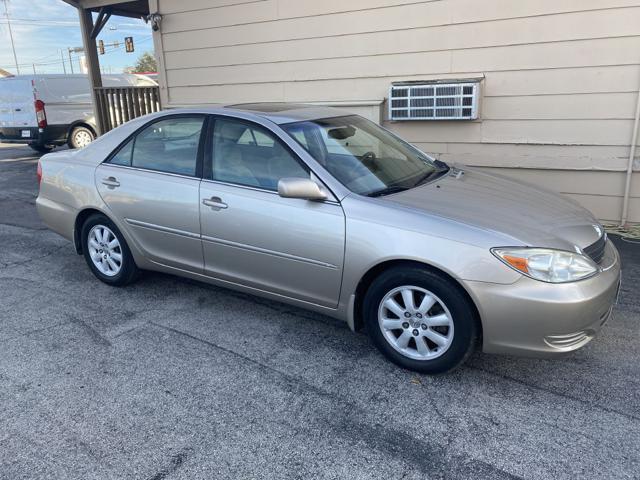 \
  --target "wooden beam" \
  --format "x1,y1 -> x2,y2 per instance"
60,0 -> 148,19
77,0 -> 132,8
90,7 -> 105,38
90,7 -> 111,39
78,7 -> 104,135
